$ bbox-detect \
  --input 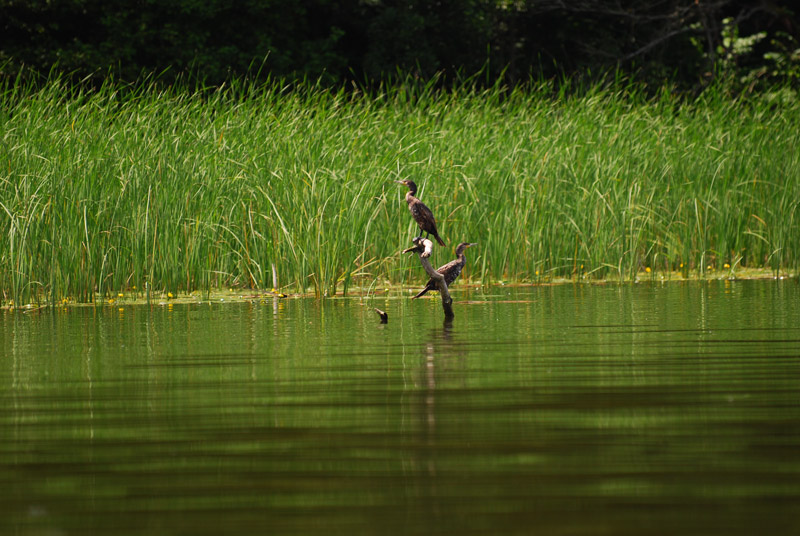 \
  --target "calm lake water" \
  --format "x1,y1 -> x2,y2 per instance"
2,280 -> 800,535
